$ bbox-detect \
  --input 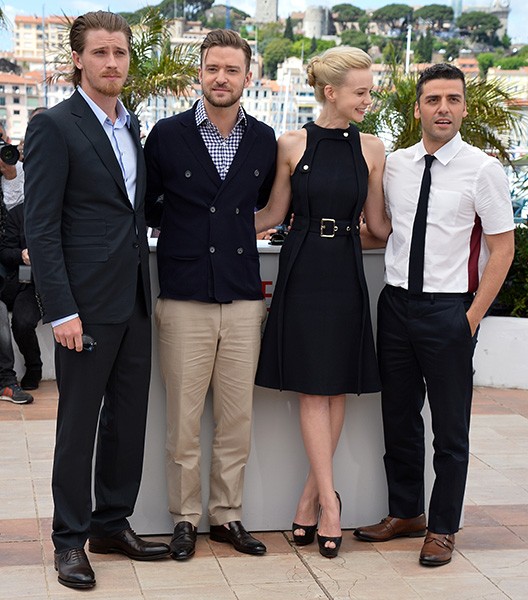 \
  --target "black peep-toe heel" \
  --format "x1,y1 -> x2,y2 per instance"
317,491 -> 342,558
292,522 -> 317,546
